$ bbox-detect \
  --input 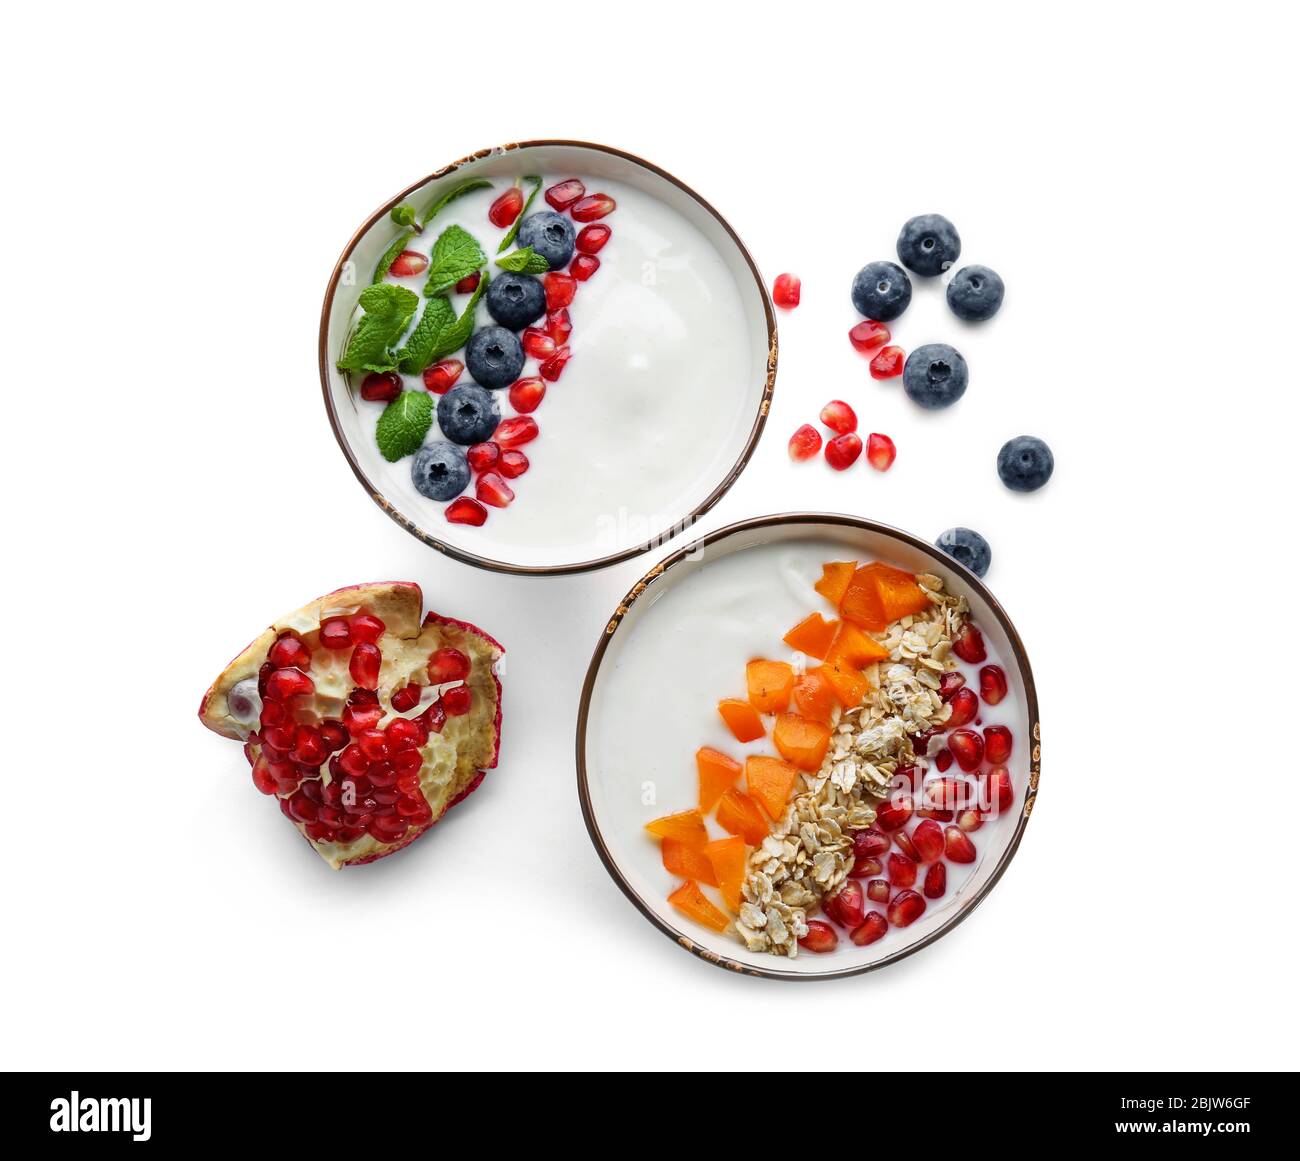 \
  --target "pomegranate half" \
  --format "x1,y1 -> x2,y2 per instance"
198,581 -> 503,868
